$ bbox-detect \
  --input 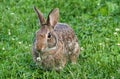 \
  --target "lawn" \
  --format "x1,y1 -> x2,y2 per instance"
0,0 -> 120,79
